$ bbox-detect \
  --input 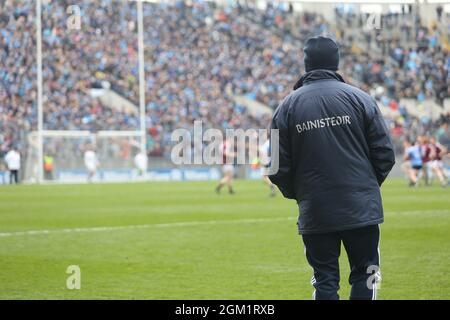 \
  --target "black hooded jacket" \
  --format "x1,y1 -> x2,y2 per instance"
269,70 -> 395,234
